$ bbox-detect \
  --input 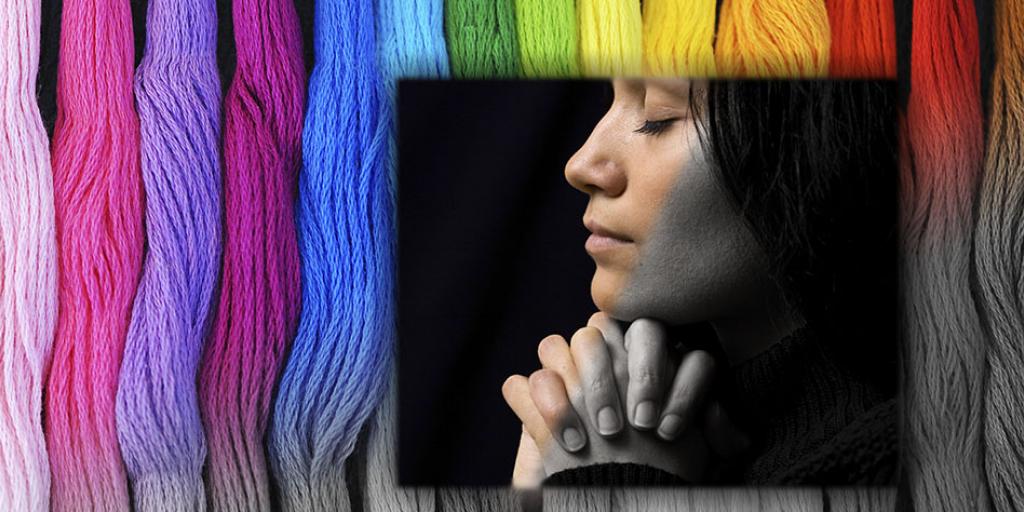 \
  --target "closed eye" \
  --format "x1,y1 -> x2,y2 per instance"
634,118 -> 679,136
